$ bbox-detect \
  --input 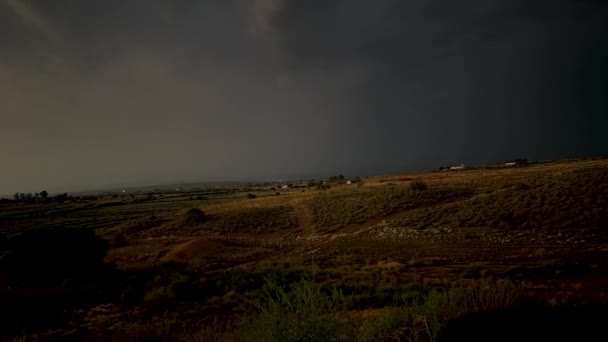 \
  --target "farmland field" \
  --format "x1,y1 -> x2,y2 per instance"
2,158 -> 608,341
